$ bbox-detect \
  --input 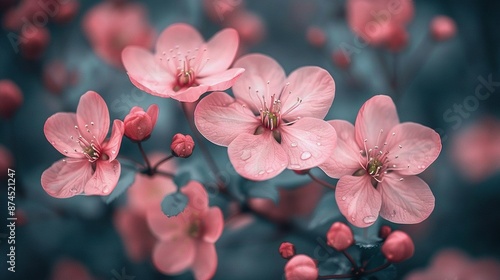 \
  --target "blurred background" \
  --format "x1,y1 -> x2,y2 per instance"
1,0 -> 500,279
